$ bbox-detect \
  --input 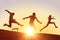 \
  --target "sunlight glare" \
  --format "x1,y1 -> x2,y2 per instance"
25,27 -> 35,36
